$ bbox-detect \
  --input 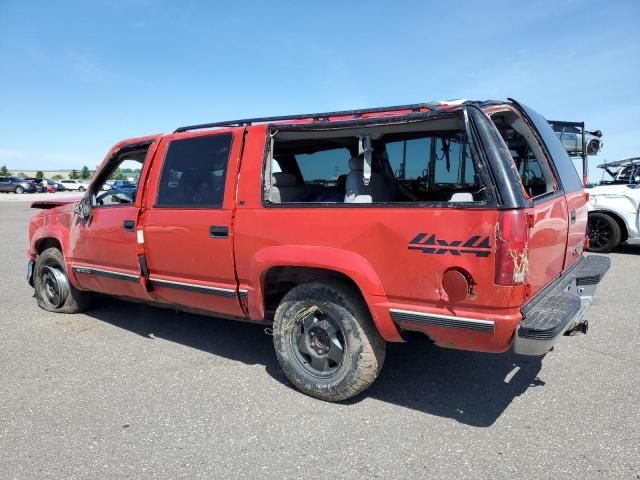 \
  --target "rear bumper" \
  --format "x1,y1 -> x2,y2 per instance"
514,255 -> 610,356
